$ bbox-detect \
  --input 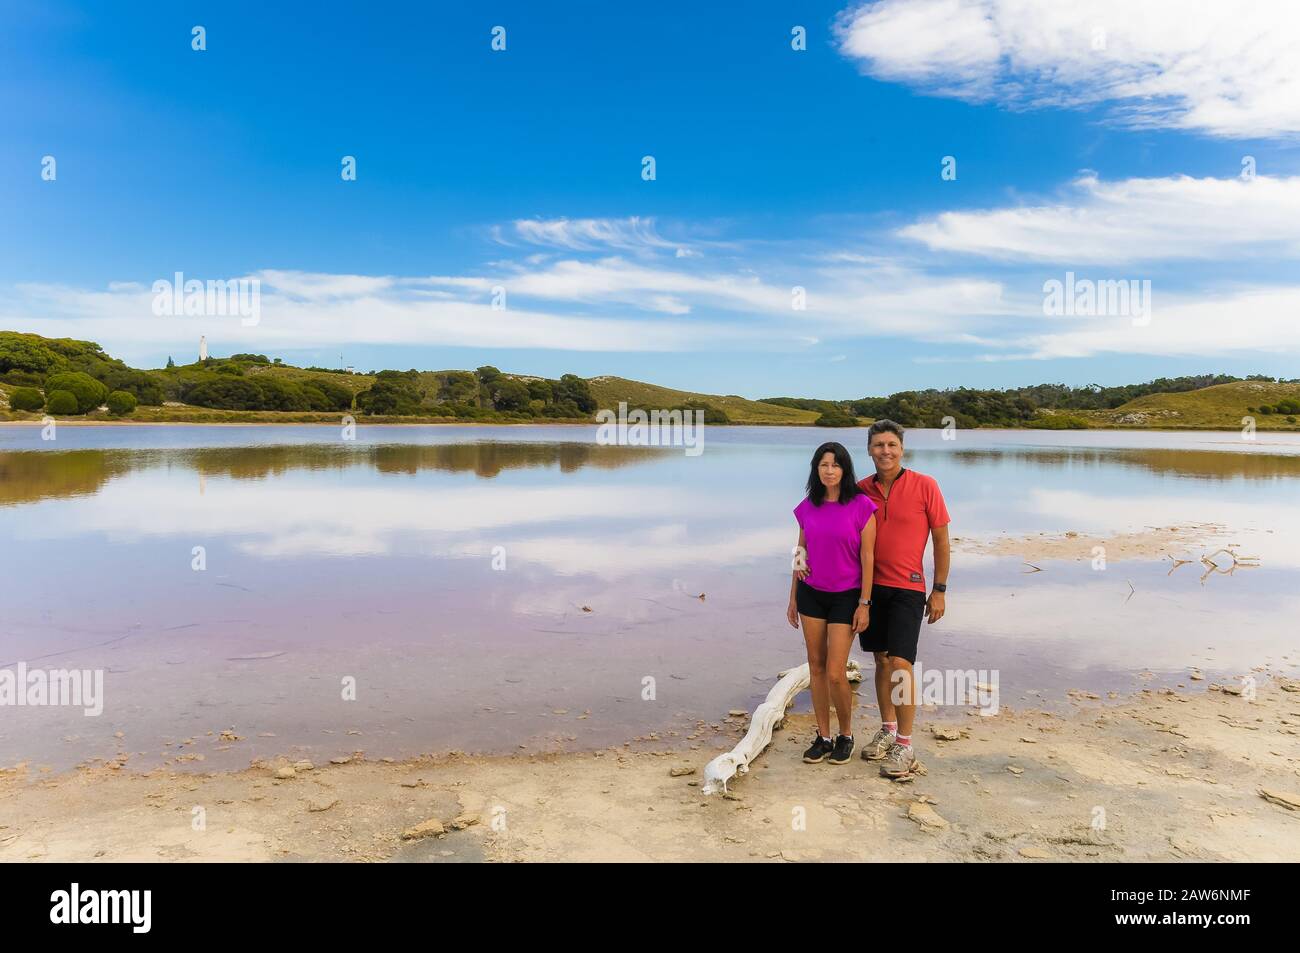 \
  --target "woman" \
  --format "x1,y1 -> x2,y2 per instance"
787,441 -> 877,765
